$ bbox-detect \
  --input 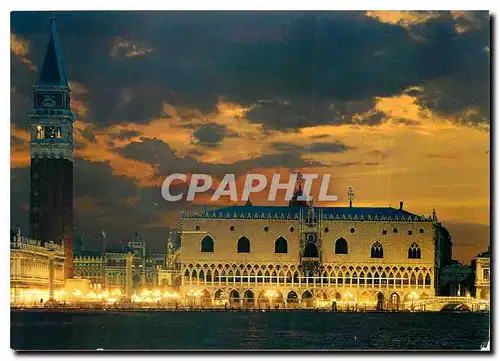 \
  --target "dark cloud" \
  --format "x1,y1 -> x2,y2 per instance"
360,111 -> 385,126
247,98 -> 376,130
272,141 -> 353,153
192,123 -> 236,147
78,126 -> 96,143
118,137 -> 325,178
114,129 -> 141,140
11,11 -> 490,130
11,167 -> 30,232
